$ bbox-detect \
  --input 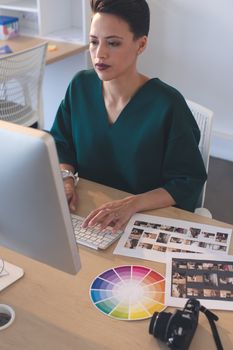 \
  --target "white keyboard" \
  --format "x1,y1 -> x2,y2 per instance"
71,214 -> 123,250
